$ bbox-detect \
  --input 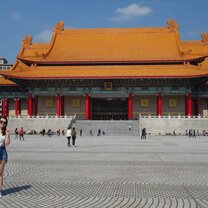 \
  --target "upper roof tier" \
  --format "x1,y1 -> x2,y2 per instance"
17,20 -> 208,64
